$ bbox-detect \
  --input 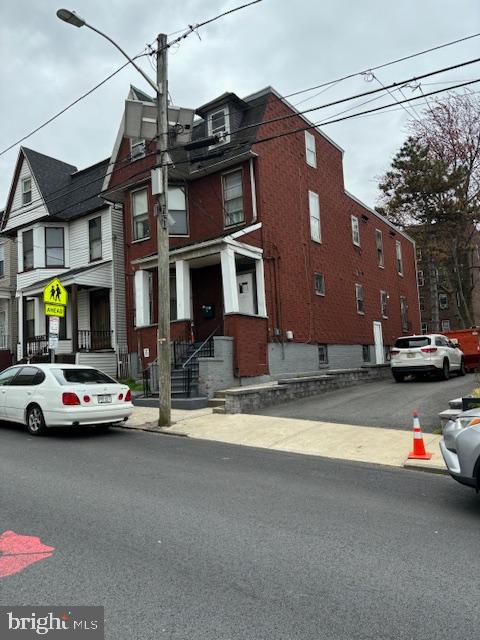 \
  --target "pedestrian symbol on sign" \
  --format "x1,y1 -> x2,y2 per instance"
43,278 -> 67,307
